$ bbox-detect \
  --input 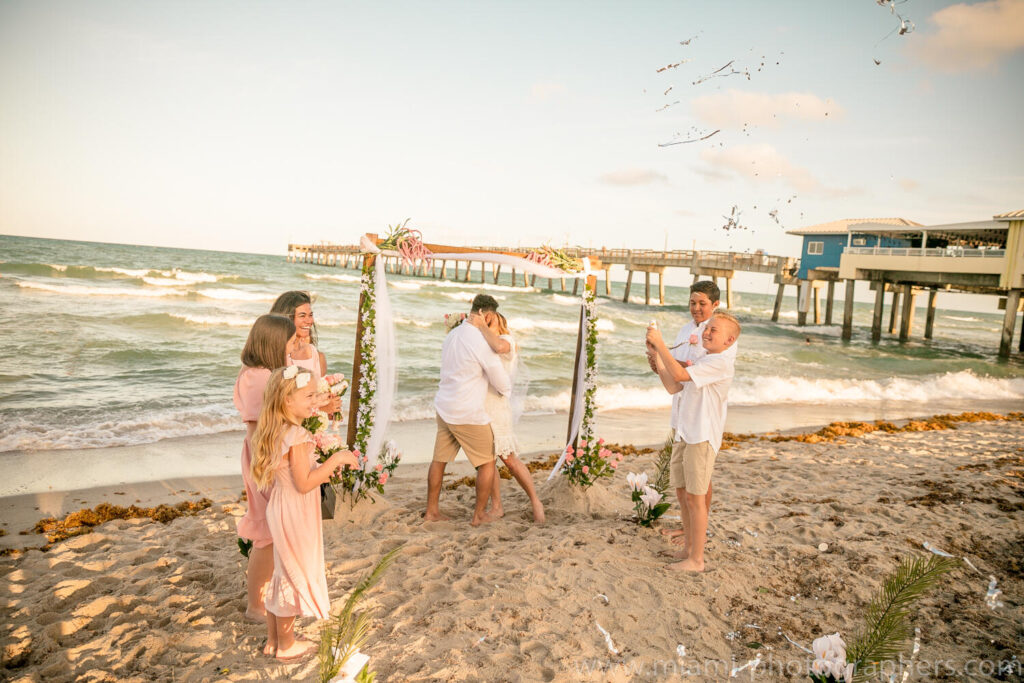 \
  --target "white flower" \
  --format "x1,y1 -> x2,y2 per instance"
283,365 -> 299,379
626,472 -> 648,491
640,487 -> 662,510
